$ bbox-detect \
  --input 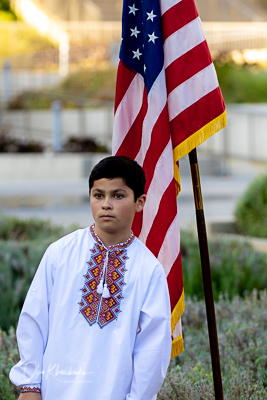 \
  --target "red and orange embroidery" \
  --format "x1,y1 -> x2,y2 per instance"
79,225 -> 135,328
21,386 -> 41,393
